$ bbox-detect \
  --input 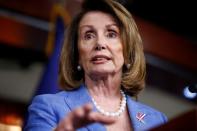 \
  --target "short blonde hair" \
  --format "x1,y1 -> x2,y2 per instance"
59,0 -> 146,96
